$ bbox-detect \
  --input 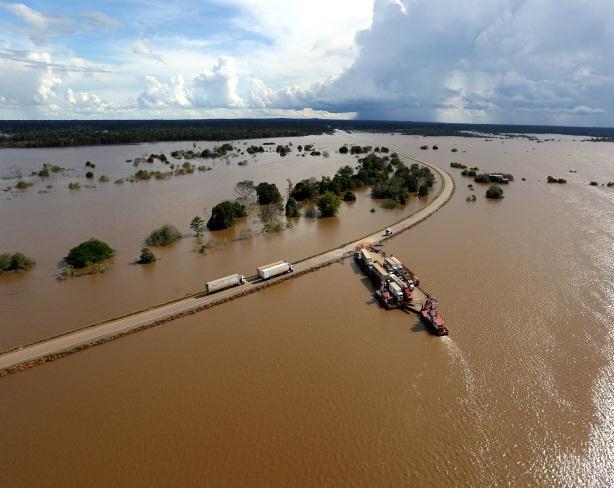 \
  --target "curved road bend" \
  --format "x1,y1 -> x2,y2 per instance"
0,152 -> 455,375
